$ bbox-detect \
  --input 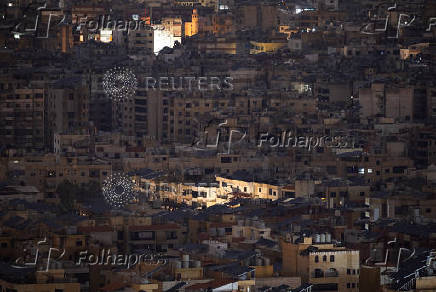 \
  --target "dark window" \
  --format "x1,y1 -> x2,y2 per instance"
330,255 -> 335,262
315,255 -> 319,262
393,166 -> 407,174
221,157 -> 232,163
